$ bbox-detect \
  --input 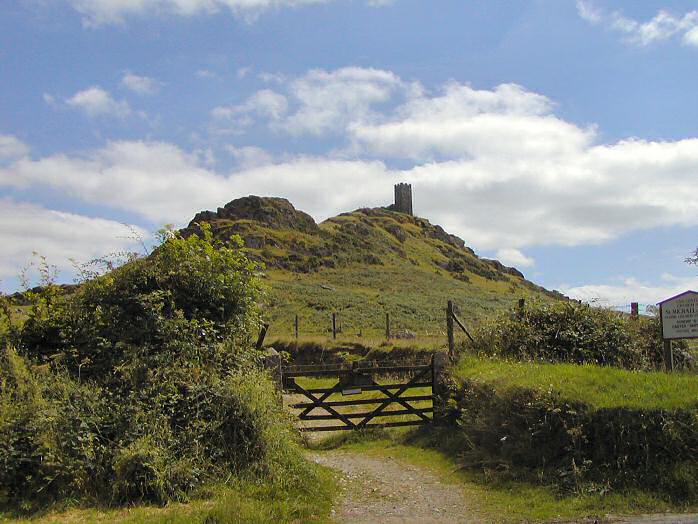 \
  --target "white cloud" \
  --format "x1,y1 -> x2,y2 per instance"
7,68 -> 698,260
0,199 -> 147,280
0,135 -> 29,163
281,67 -> 406,135
561,274 -> 698,308
495,248 -> 535,268
577,1 -> 698,47
220,67 -> 408,136
212,89 -> 288,132
349,82 -> 592,161
226,145 -> 273,168
196,69 -> 217,79
43,93 -> 57,106
121,72 -> 162,94
0,141 -> 224,223
67,0 -> 333,26
66,86 -> 132,118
